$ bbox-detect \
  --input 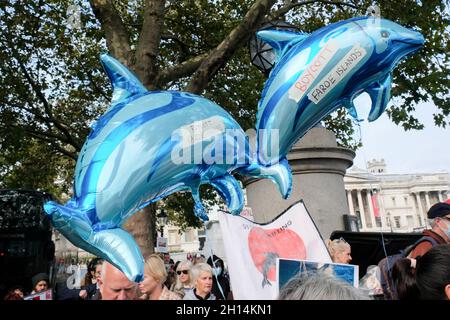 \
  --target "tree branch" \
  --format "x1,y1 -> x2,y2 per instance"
185,0 -> 277,94
15,126 -> 78,160
270,0 -> 359,21
134,0 -> 166,89
12,52 -> 82,152
156,53 -> 209,88
89,0 -> 132,65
